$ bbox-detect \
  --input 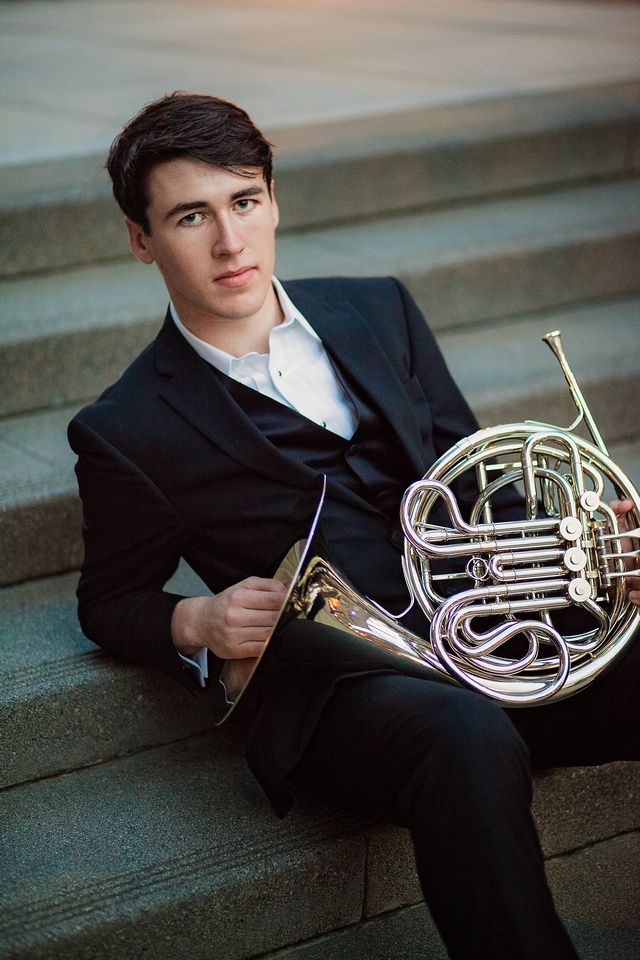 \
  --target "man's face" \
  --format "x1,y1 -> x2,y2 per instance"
126,158 -> 280,340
